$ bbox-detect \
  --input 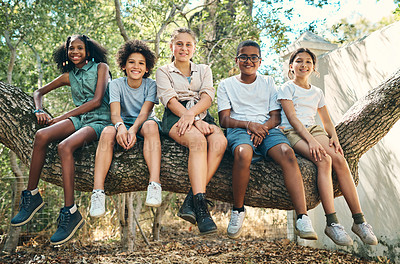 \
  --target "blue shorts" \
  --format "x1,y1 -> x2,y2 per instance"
226,127 -> 290,163
122,117 -> 161,141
